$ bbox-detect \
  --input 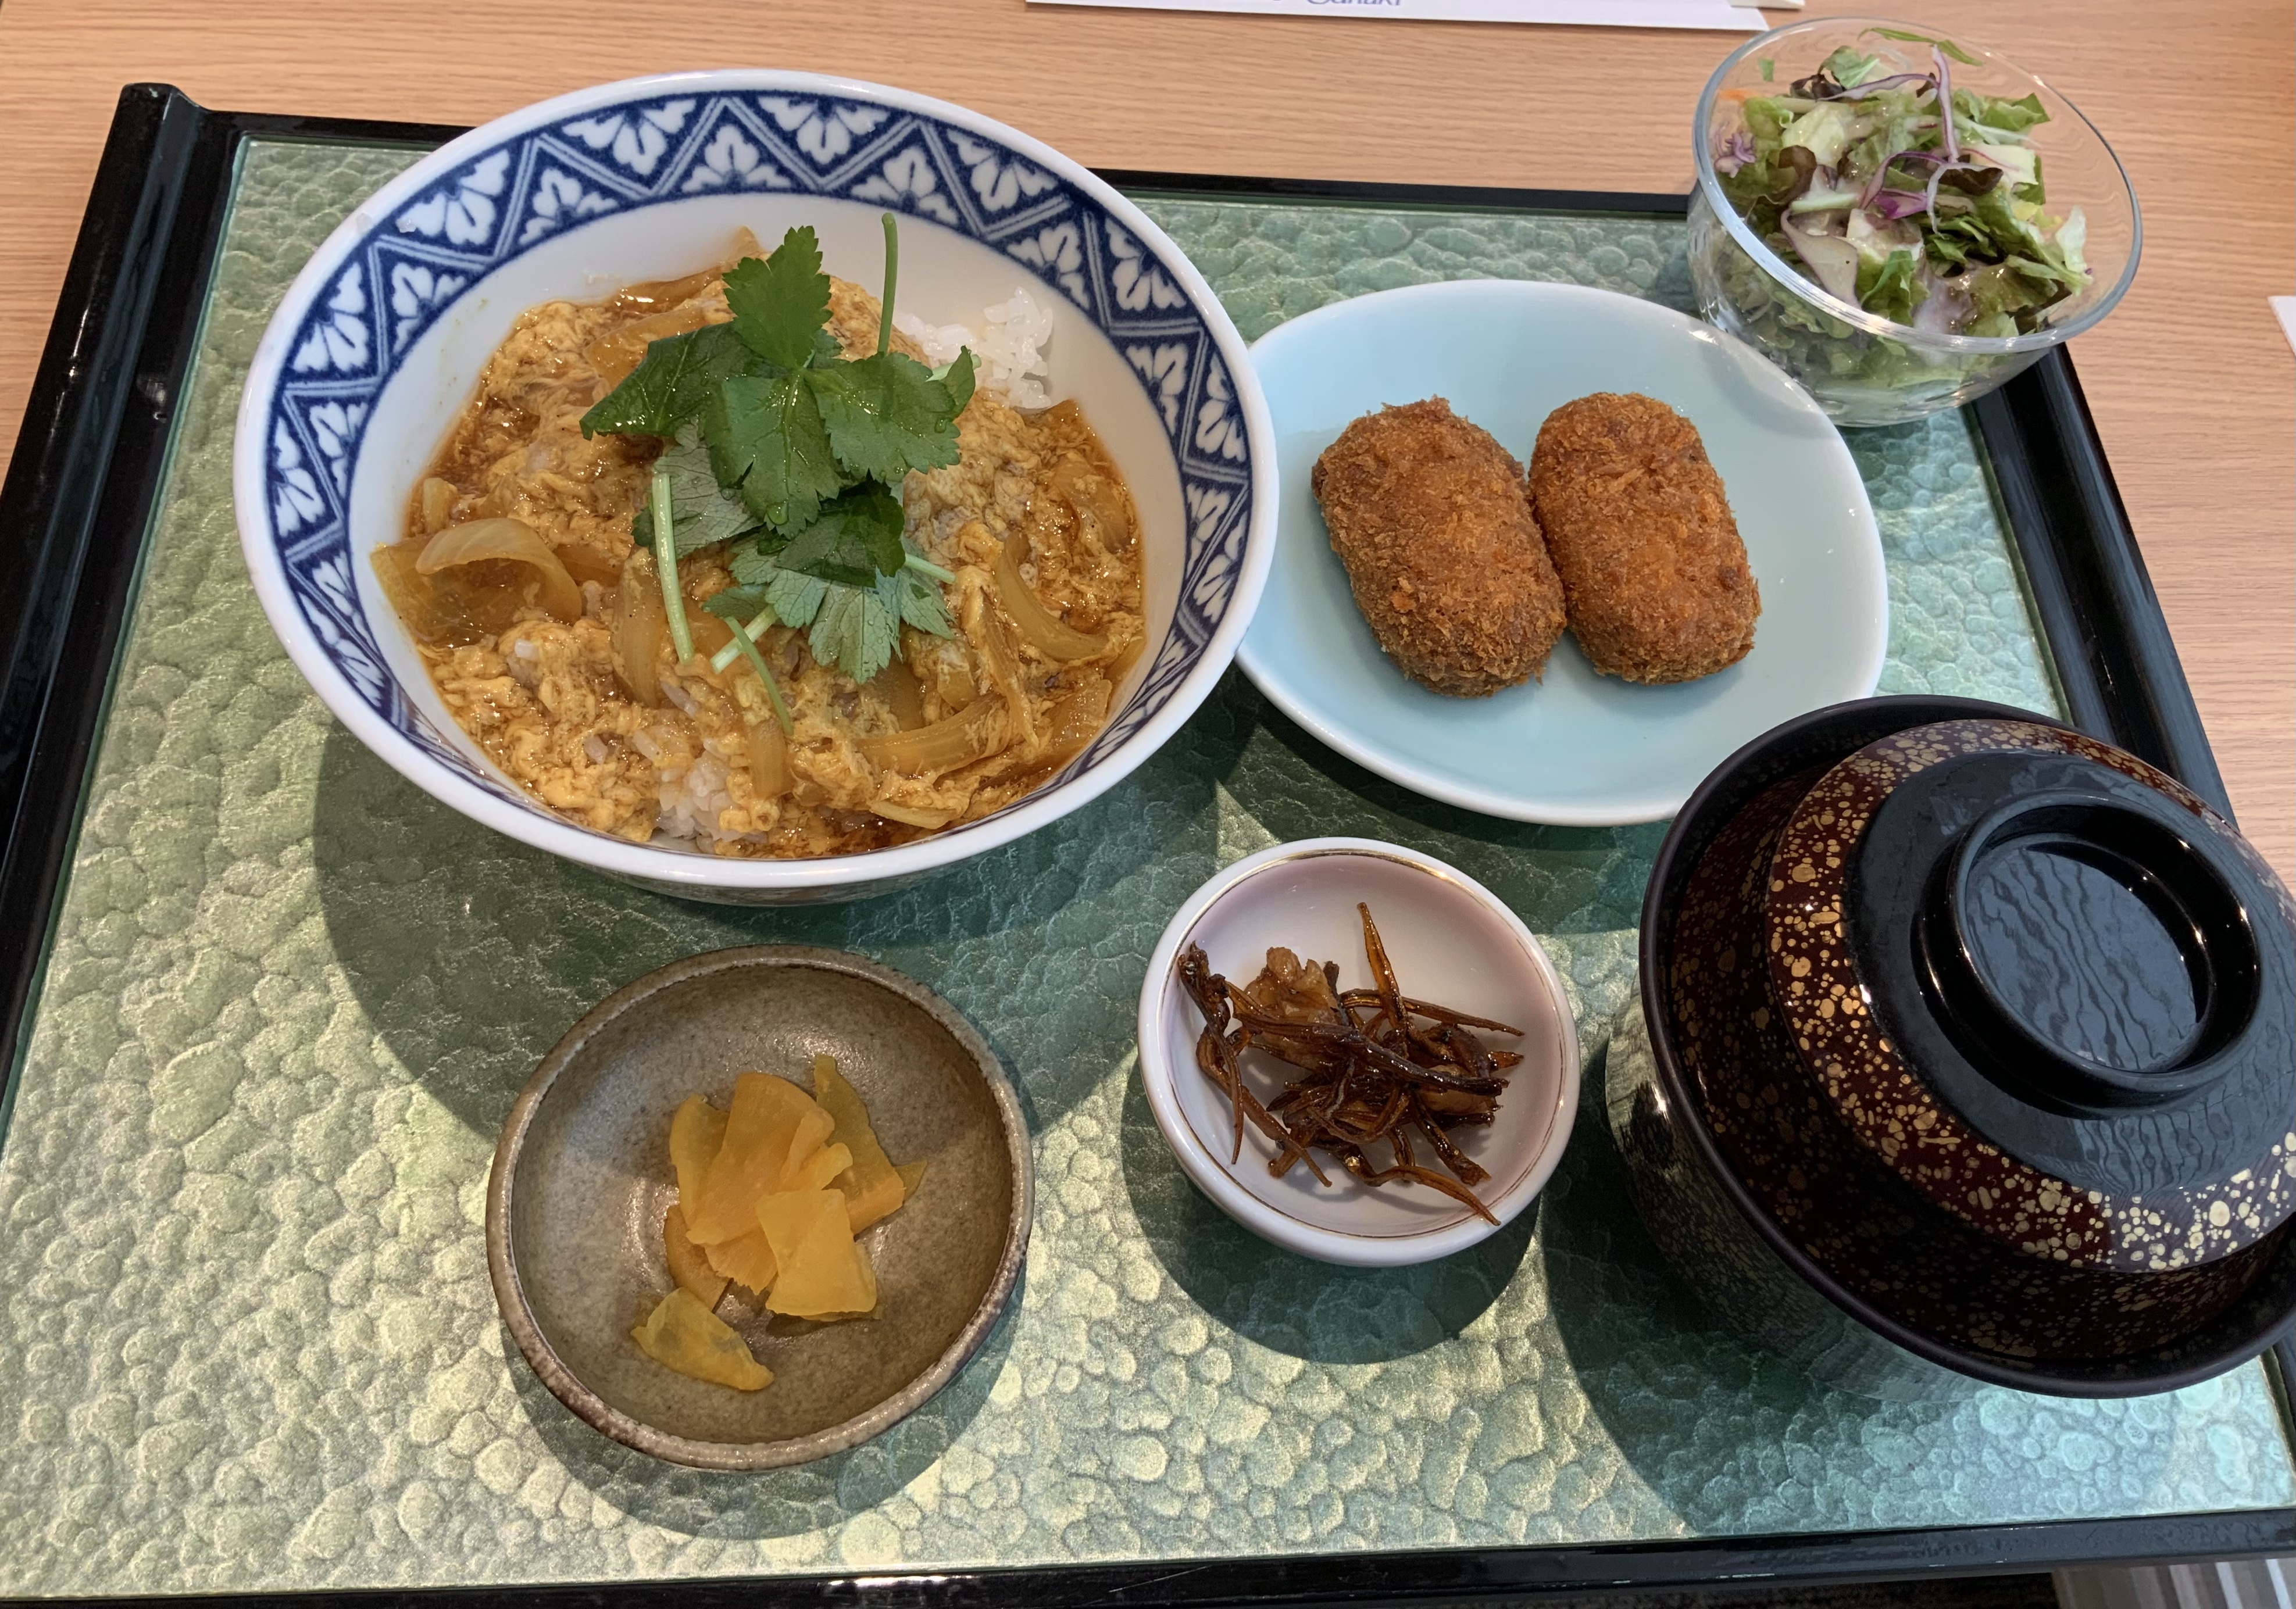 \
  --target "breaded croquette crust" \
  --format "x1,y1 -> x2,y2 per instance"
1529,392 -> 1759,684
1311,398 -> 1567,698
